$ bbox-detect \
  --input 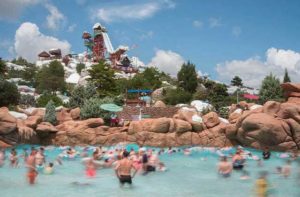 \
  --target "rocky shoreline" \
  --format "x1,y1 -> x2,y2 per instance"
1,83 -> 300,151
